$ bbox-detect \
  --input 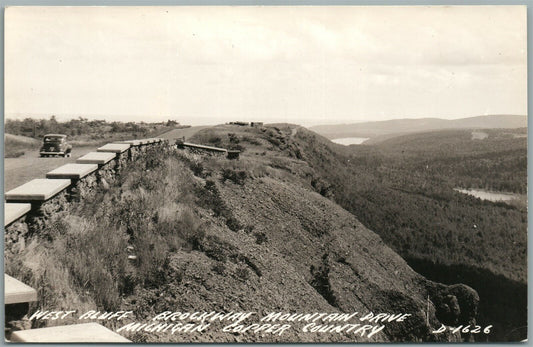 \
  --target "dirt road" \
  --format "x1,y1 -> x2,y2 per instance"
4,146 -> 97,191
158,126 -> 210,142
